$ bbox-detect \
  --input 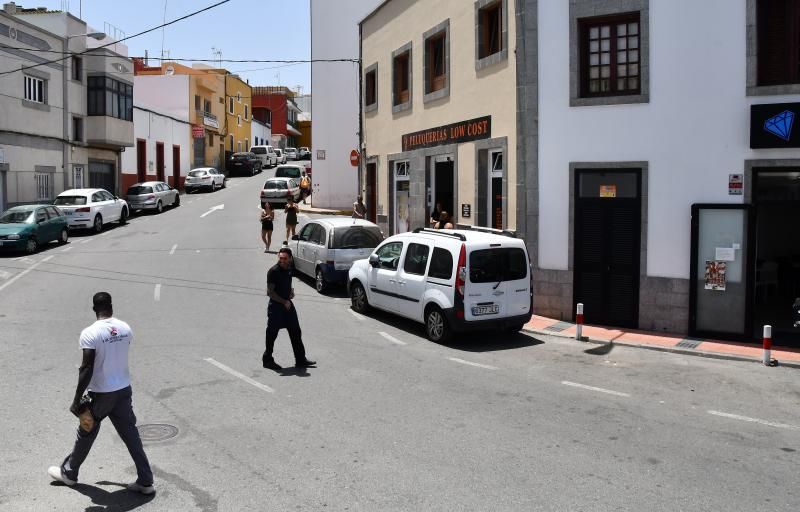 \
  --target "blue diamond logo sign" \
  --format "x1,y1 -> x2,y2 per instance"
764,110 -> 795,141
